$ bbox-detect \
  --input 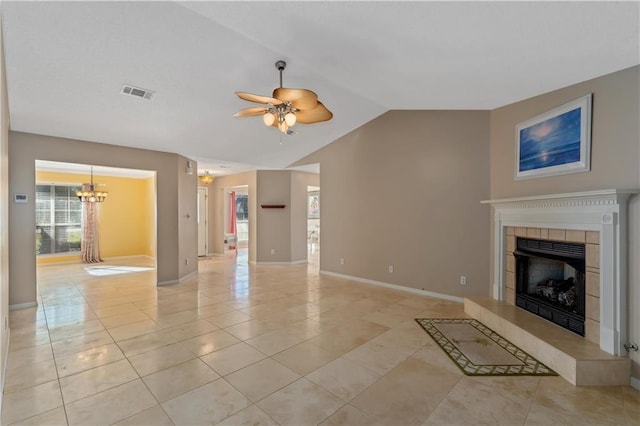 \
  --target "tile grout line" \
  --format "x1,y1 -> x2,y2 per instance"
522,376 -> 543,425
42,288 -> 71,426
